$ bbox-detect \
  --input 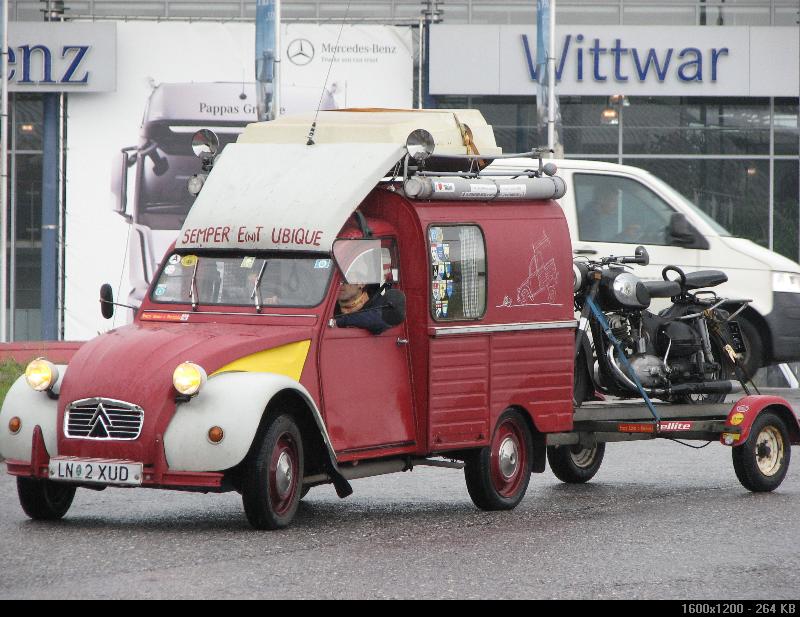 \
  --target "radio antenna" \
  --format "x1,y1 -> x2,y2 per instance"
306,0 -> 351,146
